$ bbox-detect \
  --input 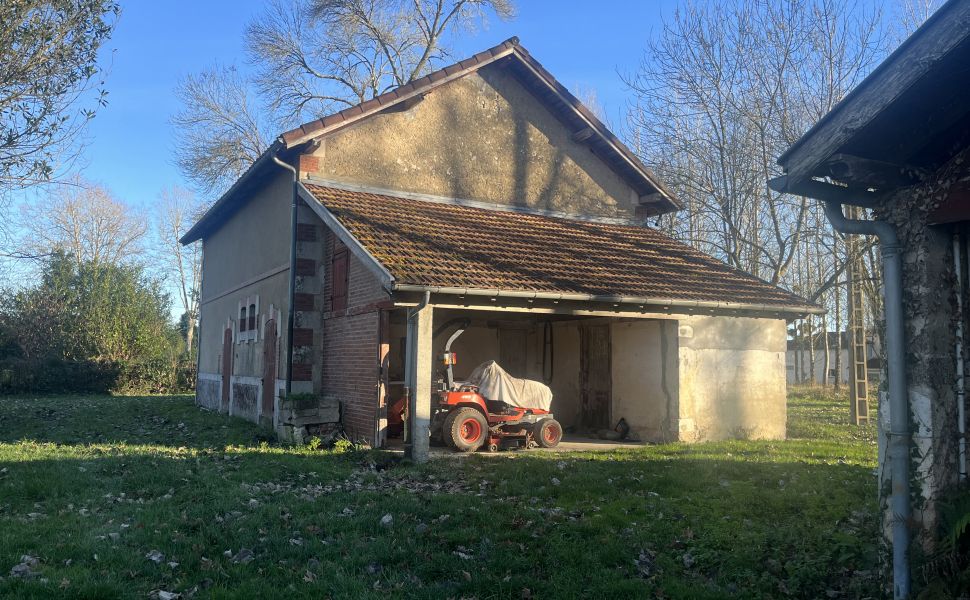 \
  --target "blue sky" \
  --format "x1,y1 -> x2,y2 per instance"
81,1 -> 679,210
